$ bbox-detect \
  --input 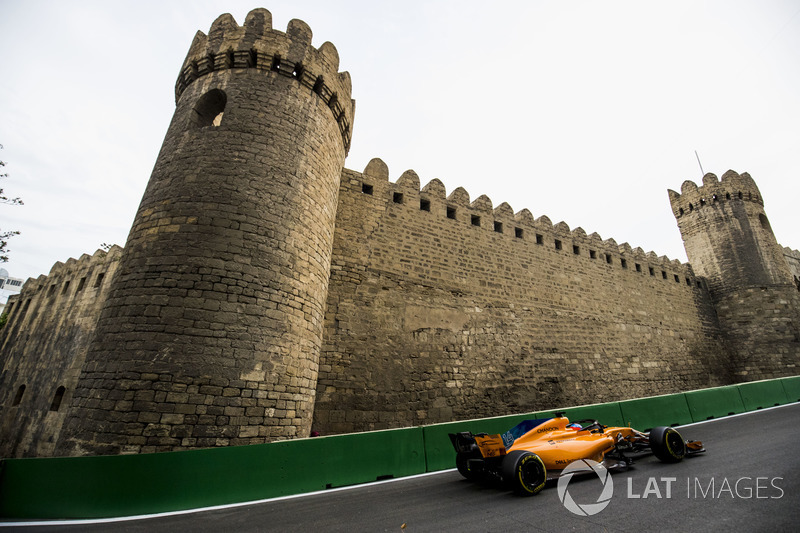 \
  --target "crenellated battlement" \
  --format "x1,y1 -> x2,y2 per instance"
667,170 -> 764,219
15,246 -> 123,292
175,8 -> 354,152
352,158 -> 698,282
46,246 -> 122,275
